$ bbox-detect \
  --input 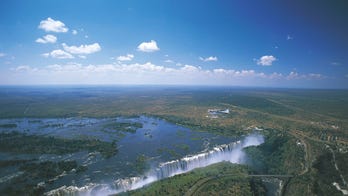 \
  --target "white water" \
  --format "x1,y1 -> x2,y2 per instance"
45,134 -> 264,196
332,182 -> 348,195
